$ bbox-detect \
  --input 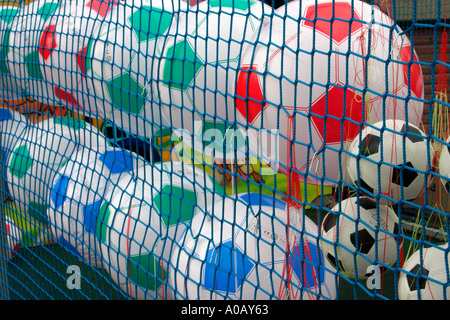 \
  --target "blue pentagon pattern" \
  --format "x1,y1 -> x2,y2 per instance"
204,240 -> 255,294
